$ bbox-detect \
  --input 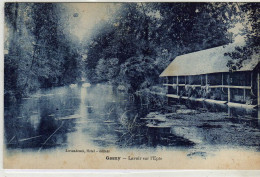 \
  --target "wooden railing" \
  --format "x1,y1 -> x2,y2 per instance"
163,84 -> 251,90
